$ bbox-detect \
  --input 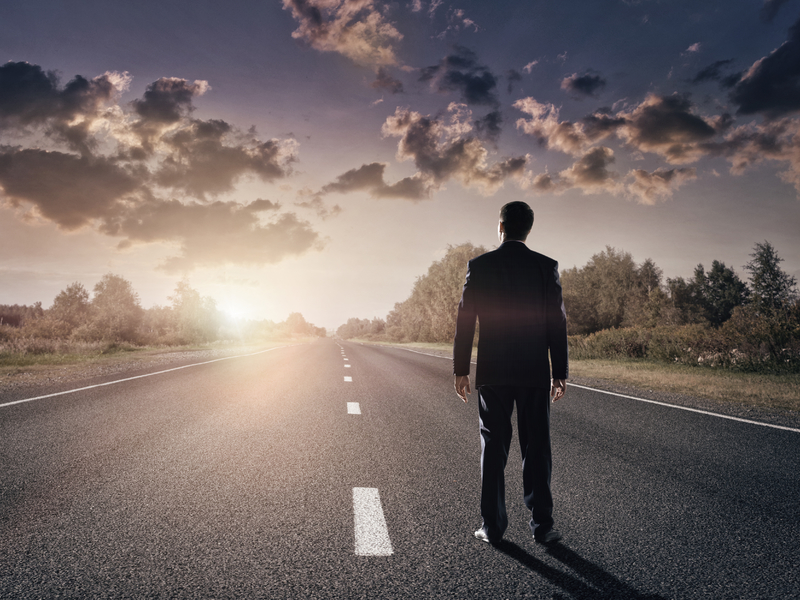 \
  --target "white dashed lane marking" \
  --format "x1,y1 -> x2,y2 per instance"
347,402 -> 361,415
344,364 -> 351,368
353,488 -> 393,556
344,376 -> 352,382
